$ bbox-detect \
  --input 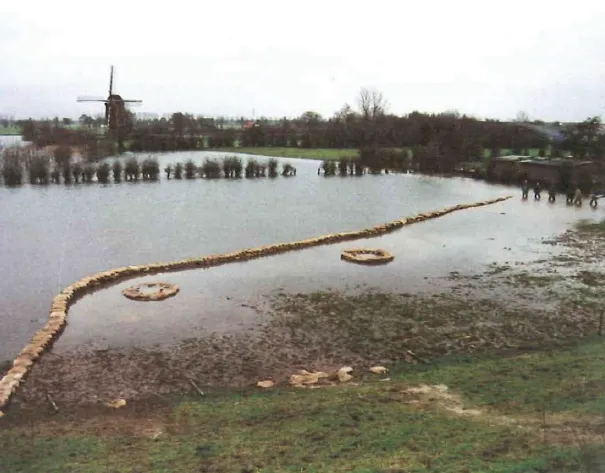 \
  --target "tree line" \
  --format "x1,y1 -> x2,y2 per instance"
0,148 -> 296,187
11,88 -> 605,175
